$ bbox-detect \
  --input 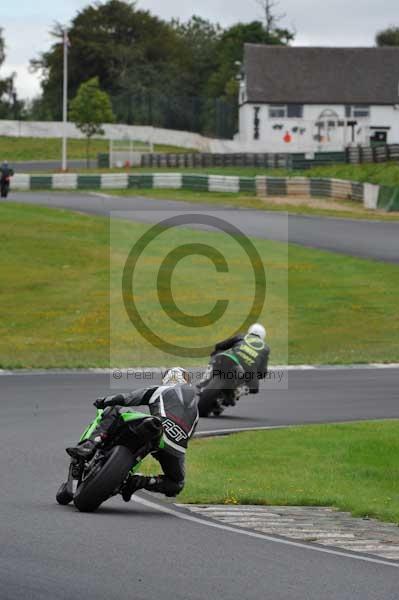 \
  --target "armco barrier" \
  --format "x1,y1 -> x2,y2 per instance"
122,150 -> 350,170
347,144 -> 399,164
153,174 -> 182,189
377,186 -> 399,212
286,178 -> 311,196
9,173 -> 399,212
140,152 -> 292,169
104,146 -> 399,170
256,176 -> 370,205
